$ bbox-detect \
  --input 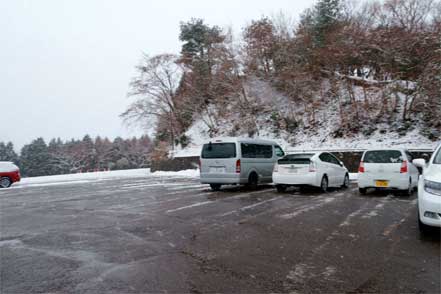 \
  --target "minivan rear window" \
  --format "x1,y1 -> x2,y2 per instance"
278,154 -> 314,165
363,150 -> 403,163
201,143 -> 236,159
